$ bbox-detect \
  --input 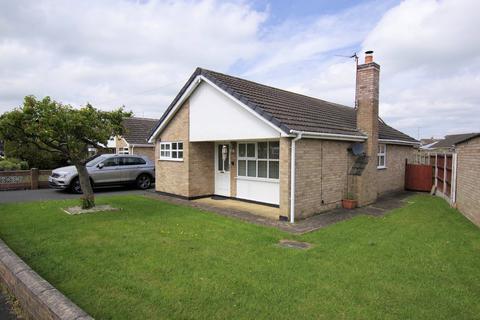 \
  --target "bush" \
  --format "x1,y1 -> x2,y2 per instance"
0,160 -> 21,171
